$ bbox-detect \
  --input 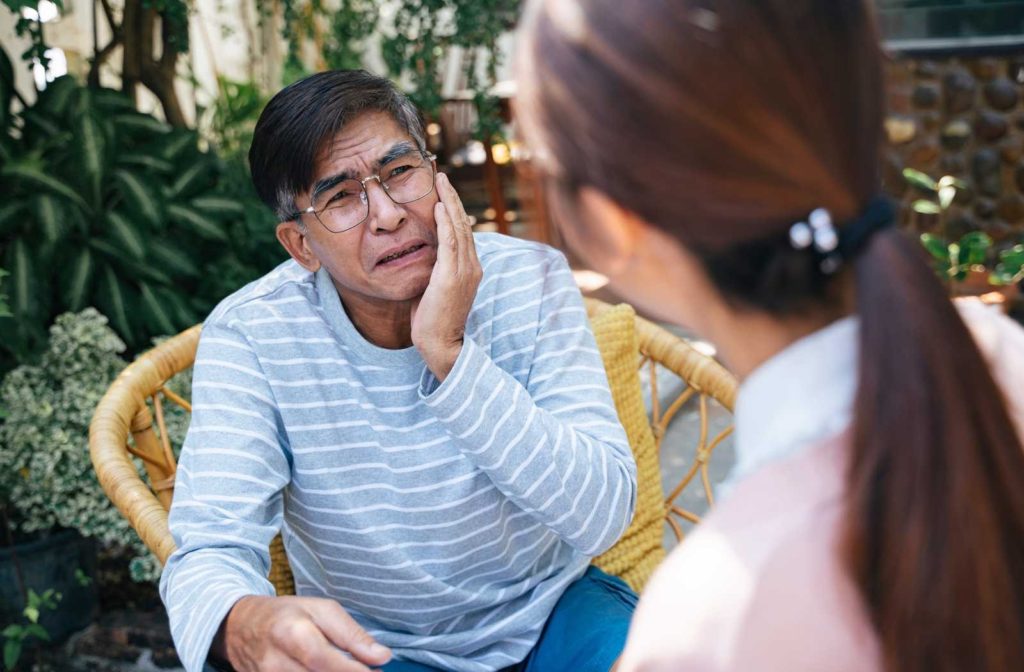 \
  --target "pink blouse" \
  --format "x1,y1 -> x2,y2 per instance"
617,299 -> 1024,672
